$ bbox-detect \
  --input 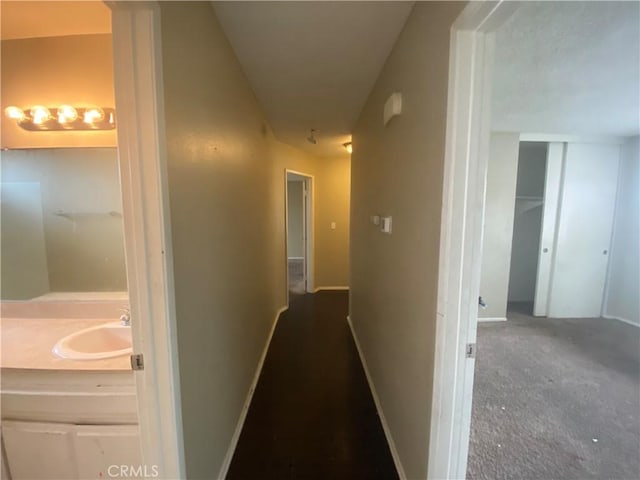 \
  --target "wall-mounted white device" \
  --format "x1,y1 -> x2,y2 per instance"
383,92 -> 402,126
381,216 -> 392,234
